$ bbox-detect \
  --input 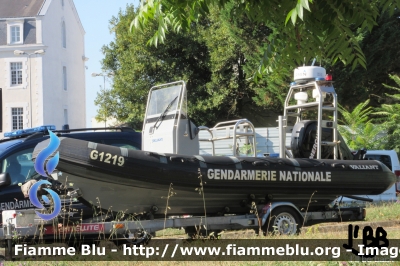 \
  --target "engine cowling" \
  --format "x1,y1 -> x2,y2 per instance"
291,120 -> 353,160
